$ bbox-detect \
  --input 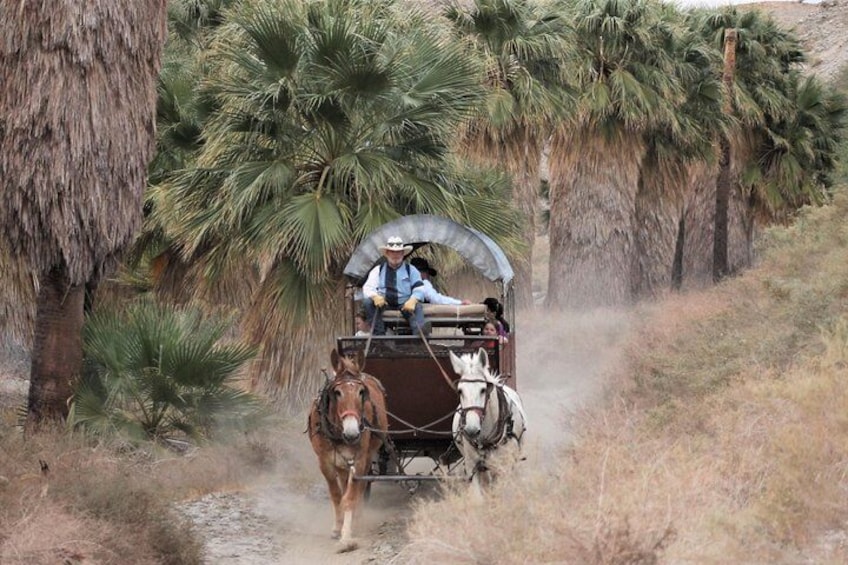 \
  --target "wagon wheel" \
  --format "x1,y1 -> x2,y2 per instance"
377,444 -> 398,475
364,452 -> 379,503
